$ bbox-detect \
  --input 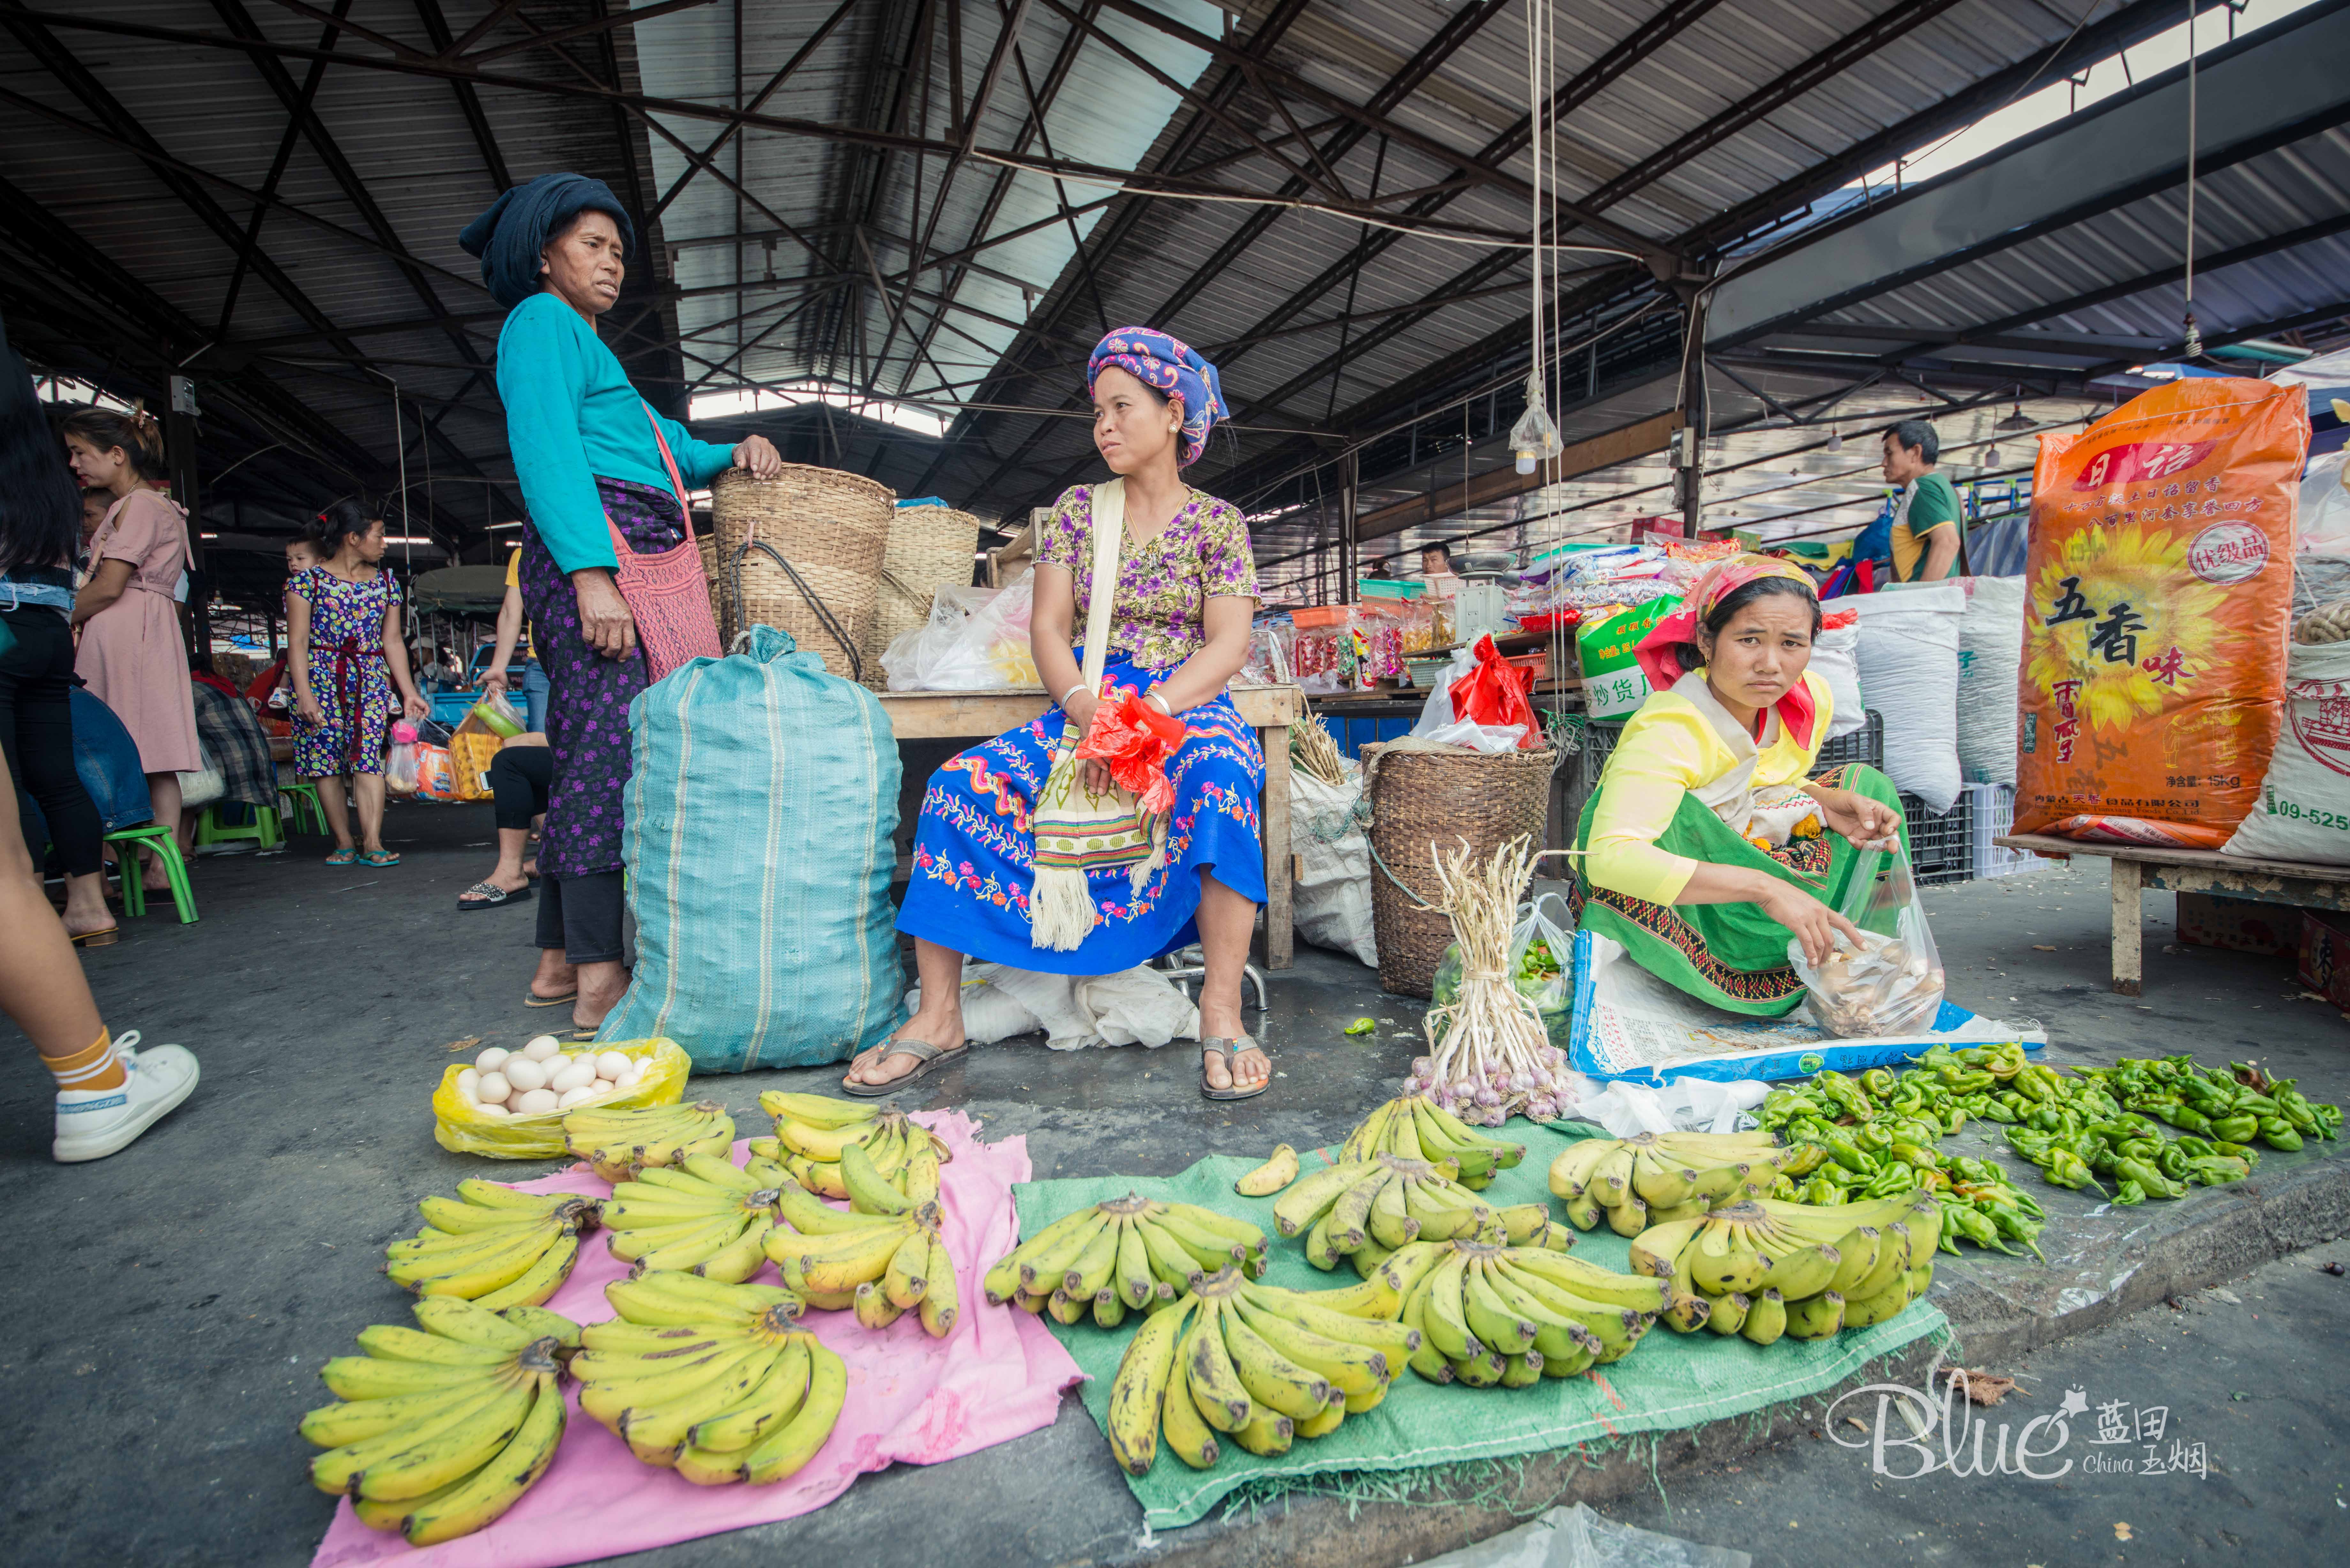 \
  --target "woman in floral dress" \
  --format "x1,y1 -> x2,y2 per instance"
871,328 -> 1272,1101
287,501 -> 427,865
